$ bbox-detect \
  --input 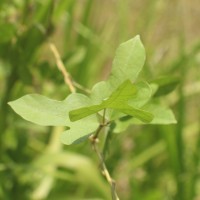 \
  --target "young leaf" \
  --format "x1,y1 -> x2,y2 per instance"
114,103 -> 176,133
108,81 -> 153,121
70,80 -> 154,123
108,35 -> 146,87
70,80 -> 136,121
110,104 -> 154,123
